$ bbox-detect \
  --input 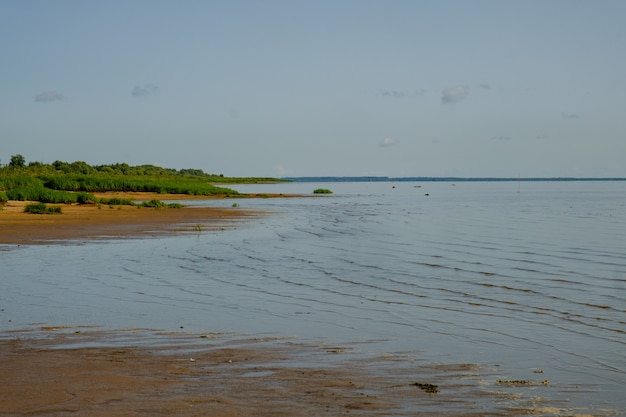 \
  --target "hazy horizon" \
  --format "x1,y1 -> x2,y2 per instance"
2,1 -> 625,178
